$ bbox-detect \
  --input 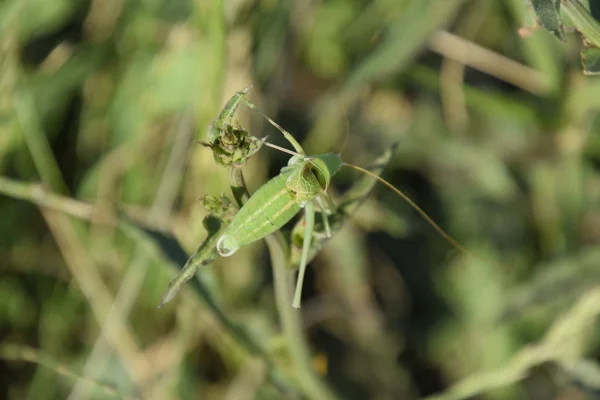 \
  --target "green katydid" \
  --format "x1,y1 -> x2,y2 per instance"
215,92 -> 470,309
